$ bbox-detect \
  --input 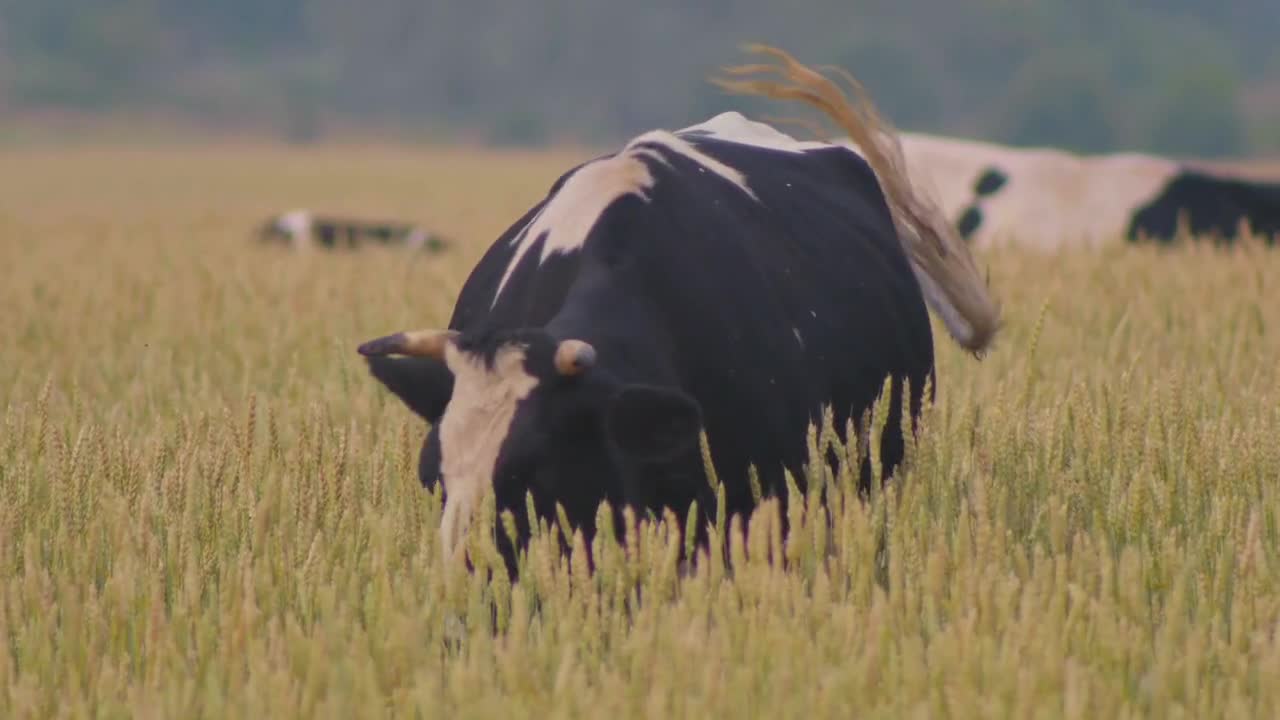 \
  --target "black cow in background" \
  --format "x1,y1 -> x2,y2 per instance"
258,209 -> 448,252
